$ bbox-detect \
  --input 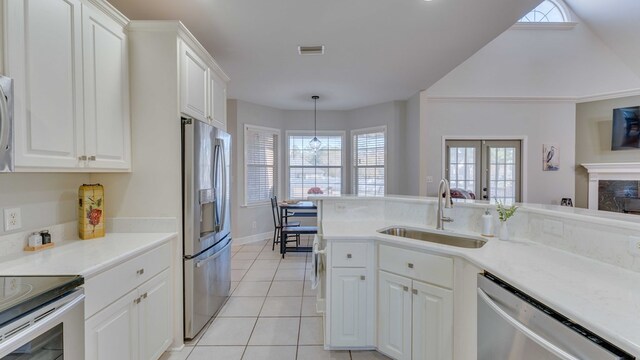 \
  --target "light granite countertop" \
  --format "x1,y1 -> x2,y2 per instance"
0,232 -> 177,279
322,220 -> 640,357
